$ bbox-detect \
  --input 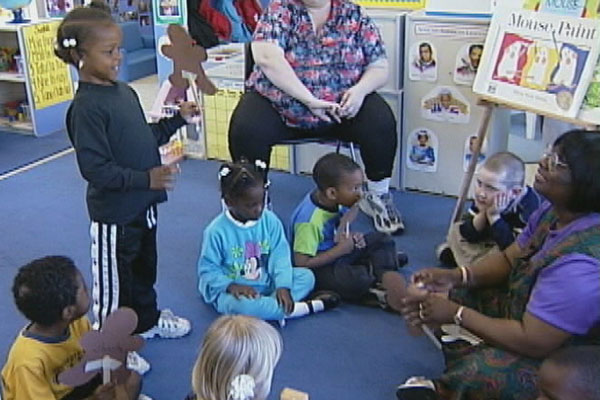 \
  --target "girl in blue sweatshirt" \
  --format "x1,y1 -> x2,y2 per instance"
198,160 -> 339,321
